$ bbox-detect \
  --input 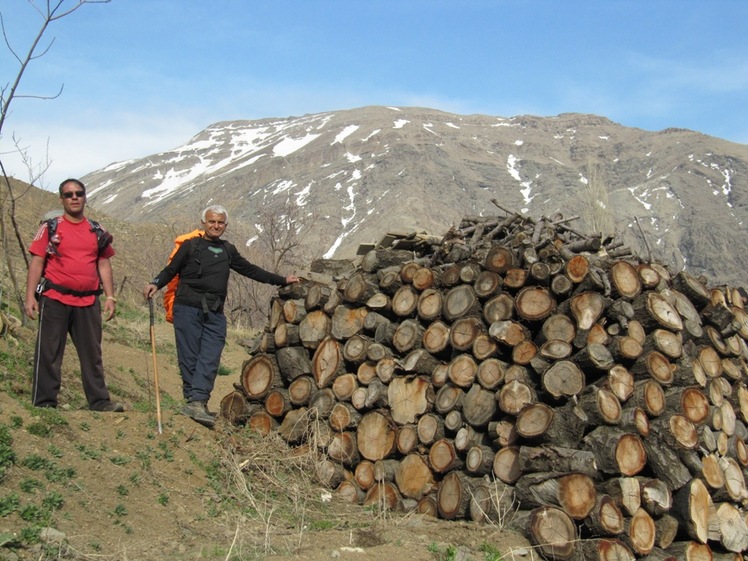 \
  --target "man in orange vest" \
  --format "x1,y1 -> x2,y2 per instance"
143,205 -> 299,427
